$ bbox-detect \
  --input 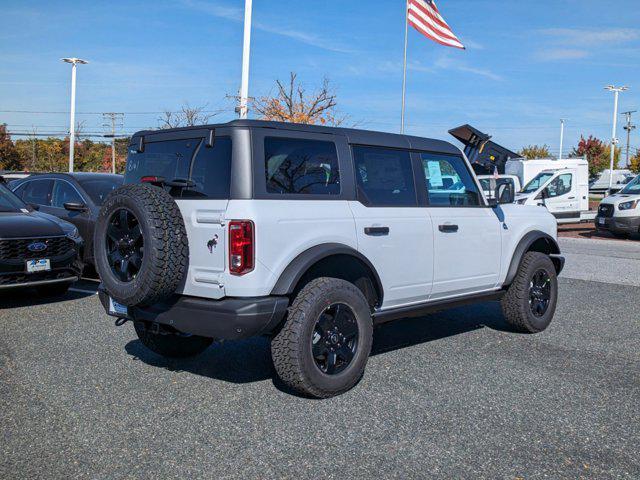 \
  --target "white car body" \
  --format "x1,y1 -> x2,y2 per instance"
595,174 -> 640,236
